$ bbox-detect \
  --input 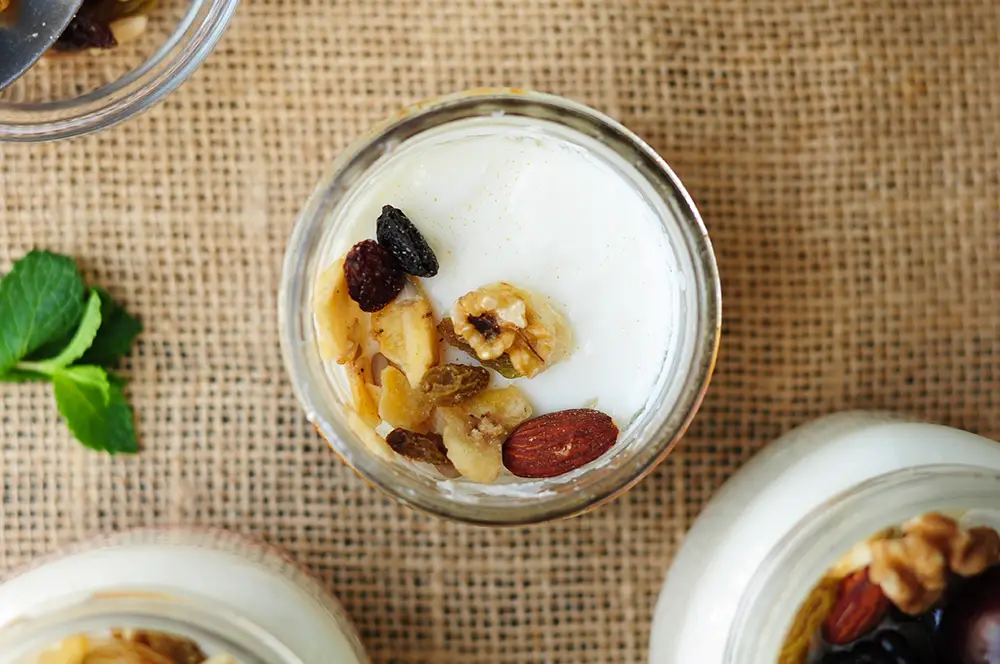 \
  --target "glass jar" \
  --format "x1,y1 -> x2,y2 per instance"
649,411 -> 1000,664
0,0 -> 237,141
279,89 -> 722,525
0,529 -> 369,663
